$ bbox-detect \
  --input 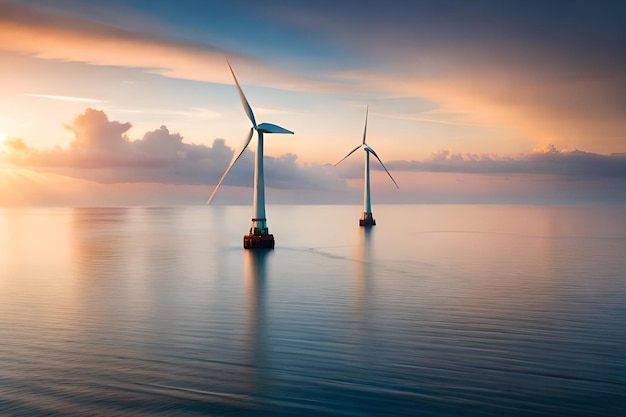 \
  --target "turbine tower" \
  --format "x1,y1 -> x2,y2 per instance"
335,106 -> 398,226
208,60 -> 294,249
